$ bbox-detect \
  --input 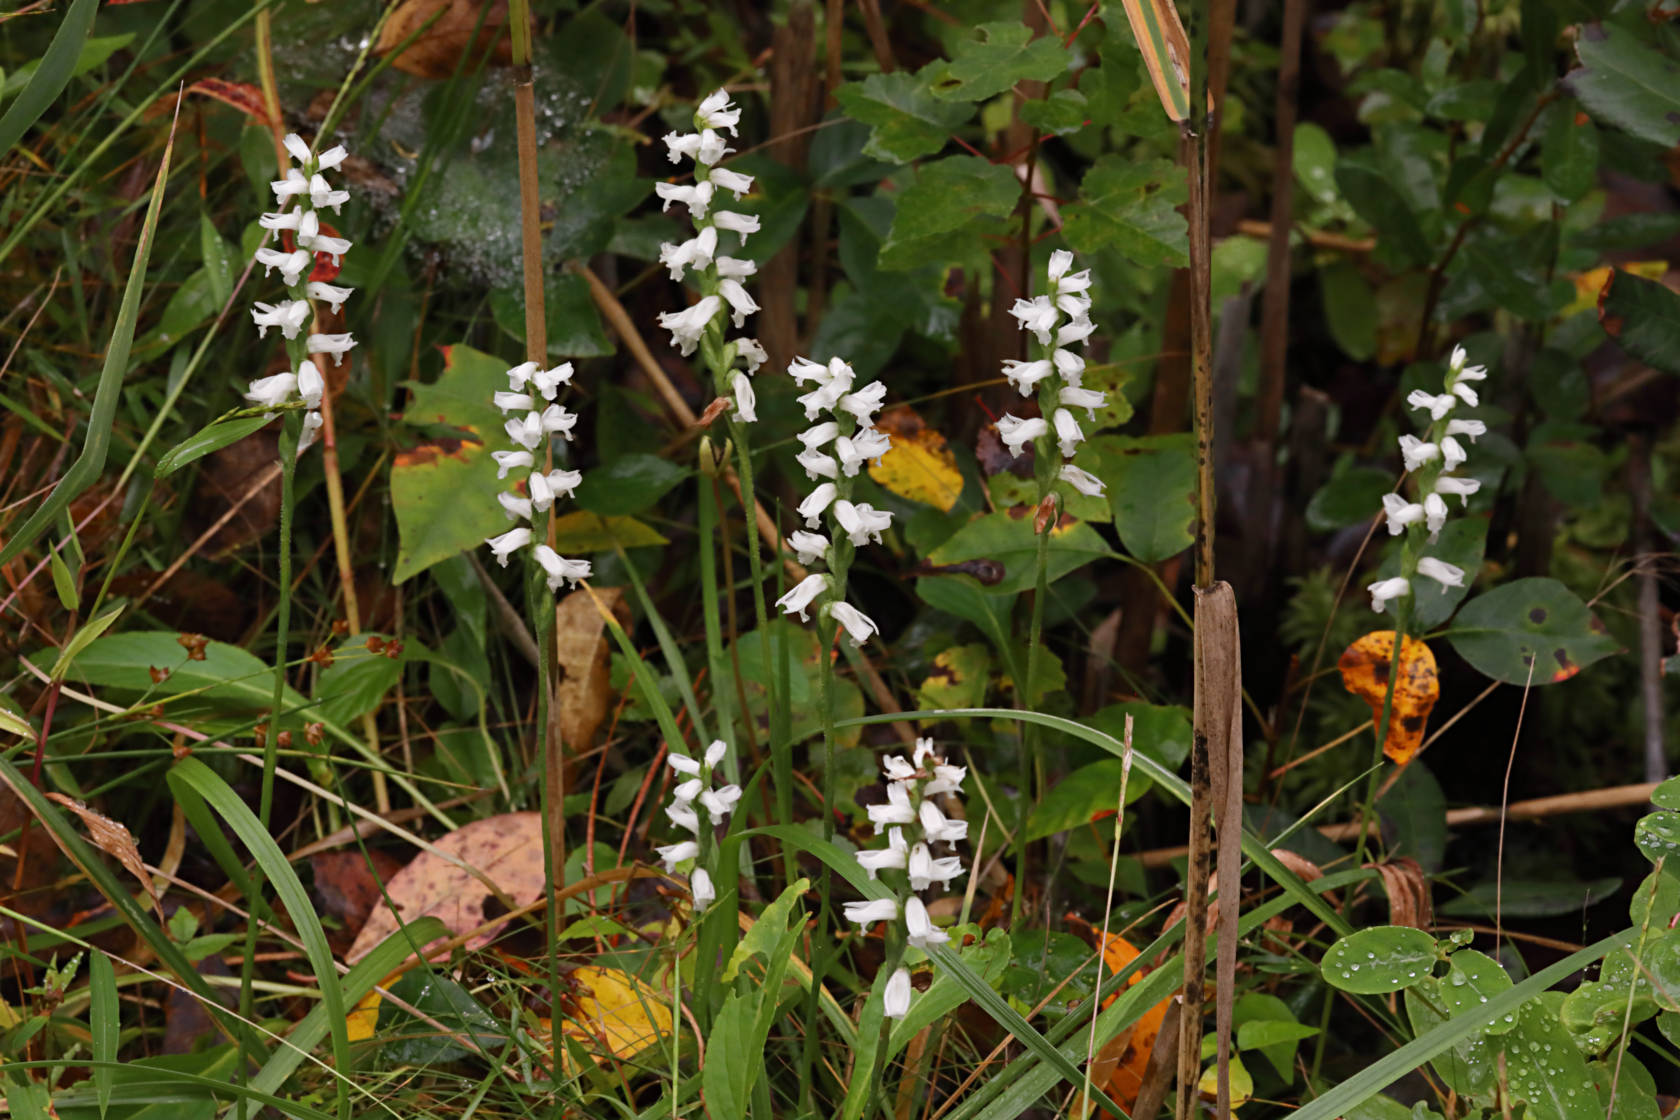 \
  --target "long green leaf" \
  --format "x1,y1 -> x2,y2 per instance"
0,0 -> 96,156
166,758 -> 352,1119
0,755 -> 258,1054
4,1060 -> 337,1120
0,85 -> 174,568
89,950 -> 117,1118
